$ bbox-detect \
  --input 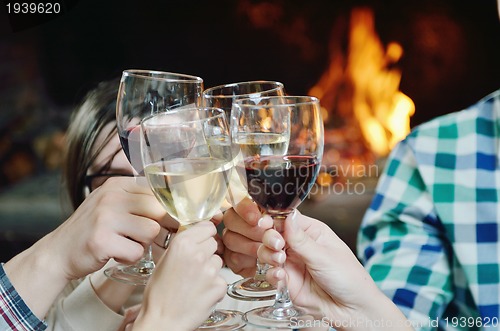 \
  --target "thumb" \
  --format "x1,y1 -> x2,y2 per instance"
283,211 -> 319,265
